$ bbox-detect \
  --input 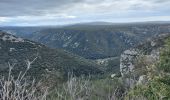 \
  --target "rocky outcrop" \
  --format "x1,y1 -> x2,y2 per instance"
119,49 -> 142,88
120,49 -> 140,77
137,75 -> 148,85
119,33 -> 170,88
0,31 -> 24,42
